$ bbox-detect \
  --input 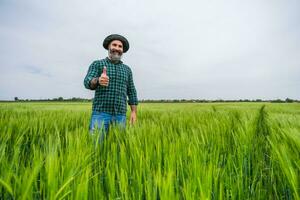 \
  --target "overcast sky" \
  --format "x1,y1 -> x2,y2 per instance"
1,0 -> 299,100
